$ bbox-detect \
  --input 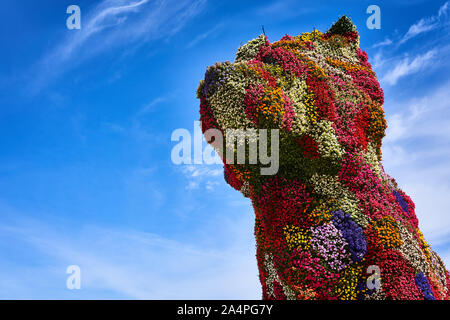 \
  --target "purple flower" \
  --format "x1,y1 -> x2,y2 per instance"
332,210 -> 367,262
202,62 -> 234,98
310,223 -> 351,271
414,272 -> 435,300
393,190 -> 409,214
